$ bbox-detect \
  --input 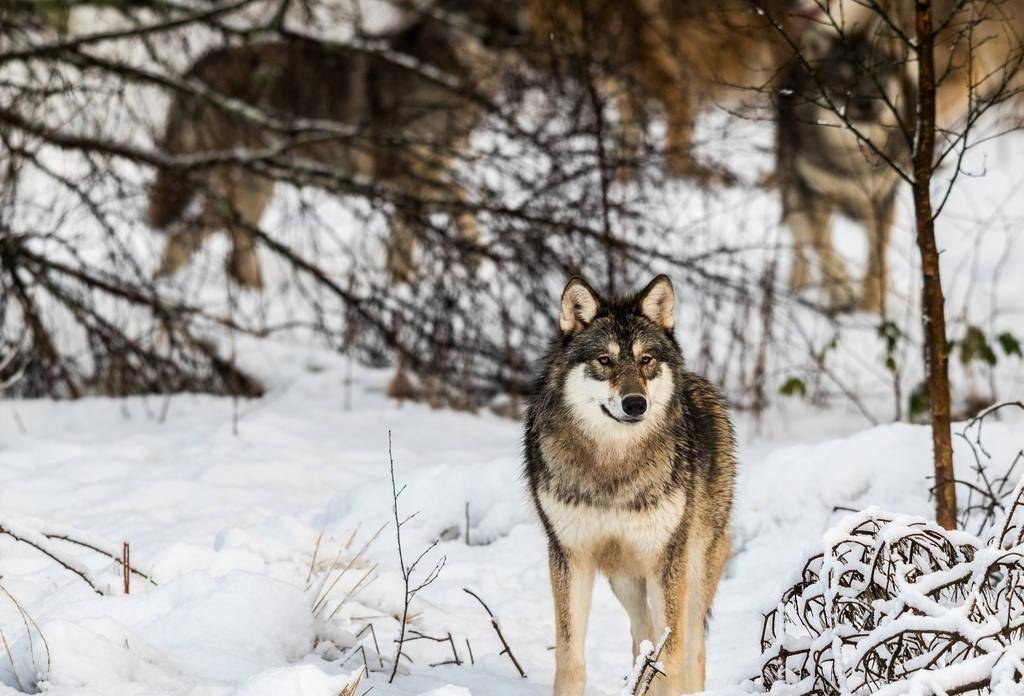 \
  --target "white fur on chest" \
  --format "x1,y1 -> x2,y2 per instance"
538,489 -> 686,572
